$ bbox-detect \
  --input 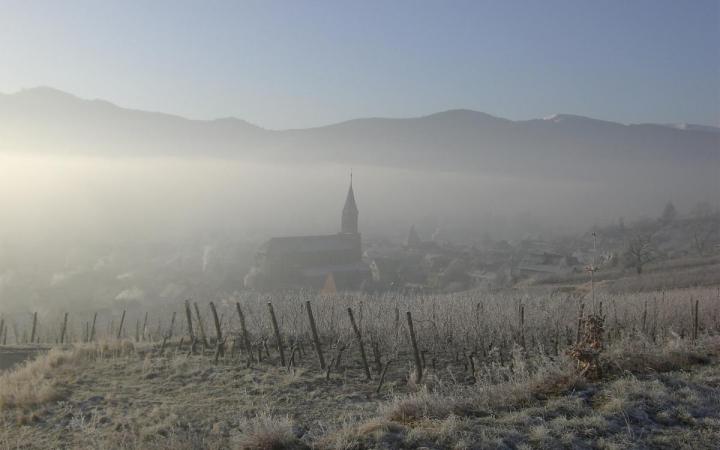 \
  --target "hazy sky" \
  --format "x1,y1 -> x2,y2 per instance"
1,0 -> 718,129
